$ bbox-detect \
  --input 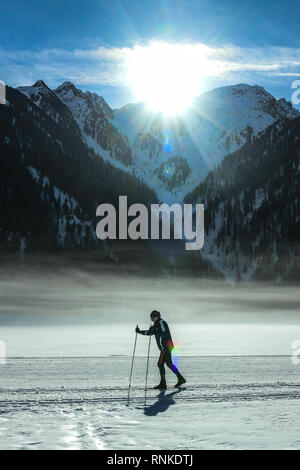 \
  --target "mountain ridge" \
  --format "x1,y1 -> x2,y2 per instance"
2,80 -> 299,281
18,80 -> 299,202
0,86 -> 158,257
185,116 -> 300,283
